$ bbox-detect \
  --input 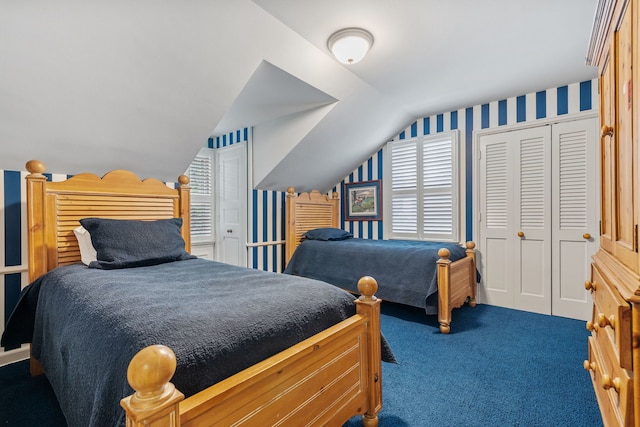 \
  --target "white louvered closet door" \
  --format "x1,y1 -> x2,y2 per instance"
478,134 -> 512,309
479,126 -> 551,314
551,117 -> 598,320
